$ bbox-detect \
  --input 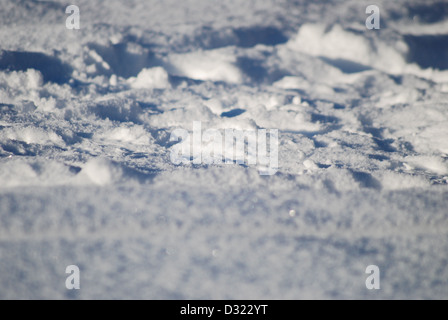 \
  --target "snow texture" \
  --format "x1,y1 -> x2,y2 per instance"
0,0 -> 447,299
